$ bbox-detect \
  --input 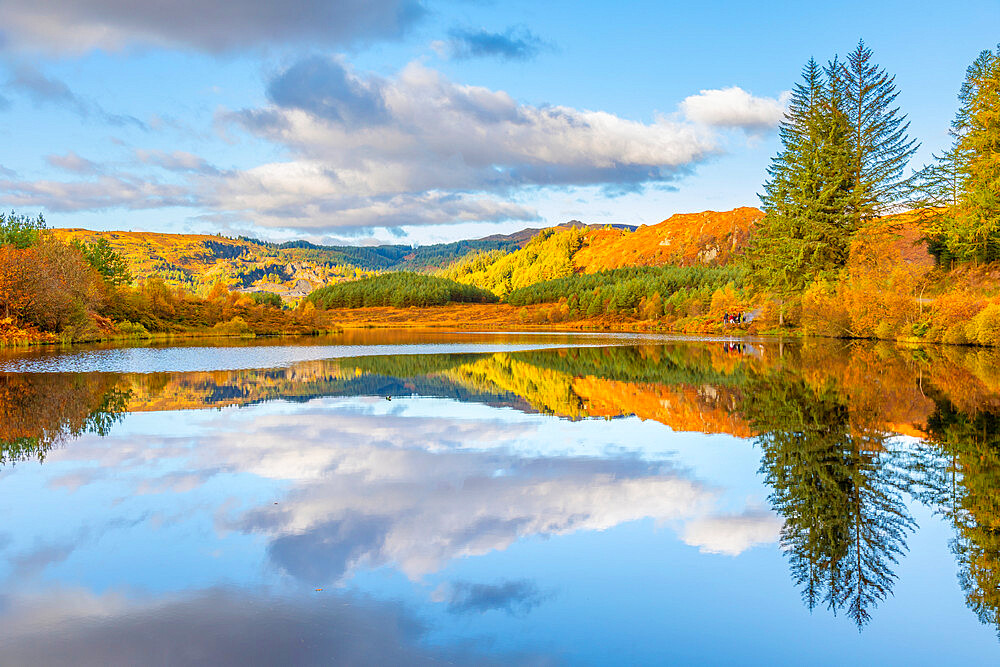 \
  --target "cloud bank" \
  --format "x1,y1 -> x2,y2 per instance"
209,57 -> 721,230
0,0 -> 425,53
0,55 -> 786,235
